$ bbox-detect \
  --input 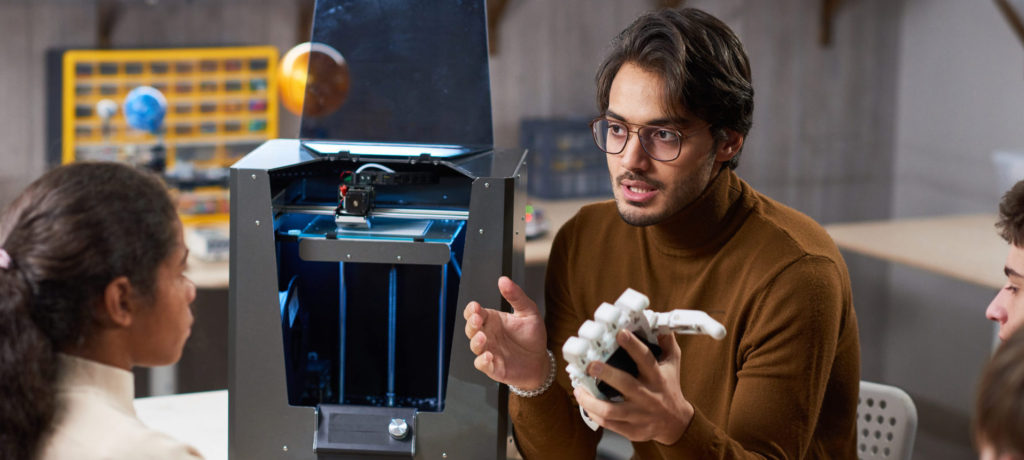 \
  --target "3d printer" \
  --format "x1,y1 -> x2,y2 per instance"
228,1 -> 525,459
